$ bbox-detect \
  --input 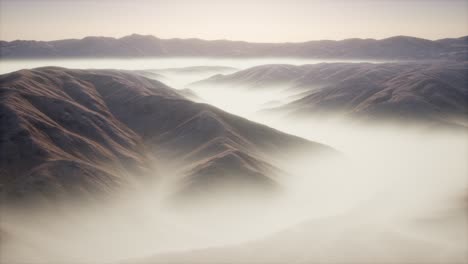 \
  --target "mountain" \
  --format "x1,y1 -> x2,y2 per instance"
1,34 -> 467,60
195,62 -> 468,125
0,67 -> 331,202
